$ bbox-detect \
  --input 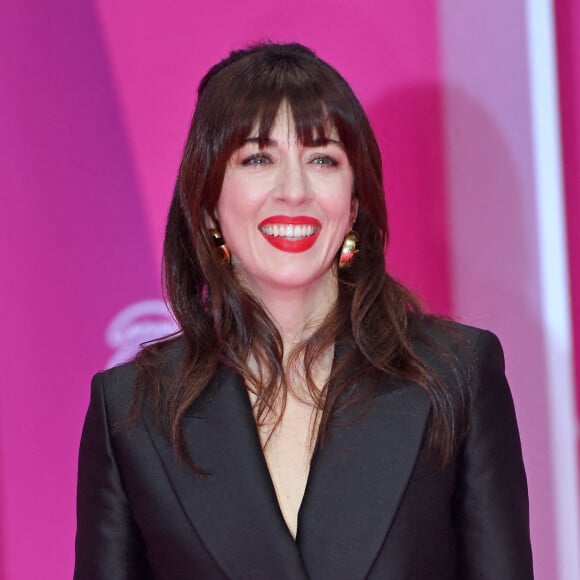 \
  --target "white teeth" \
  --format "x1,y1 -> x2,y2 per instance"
260,224 -> 317,238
